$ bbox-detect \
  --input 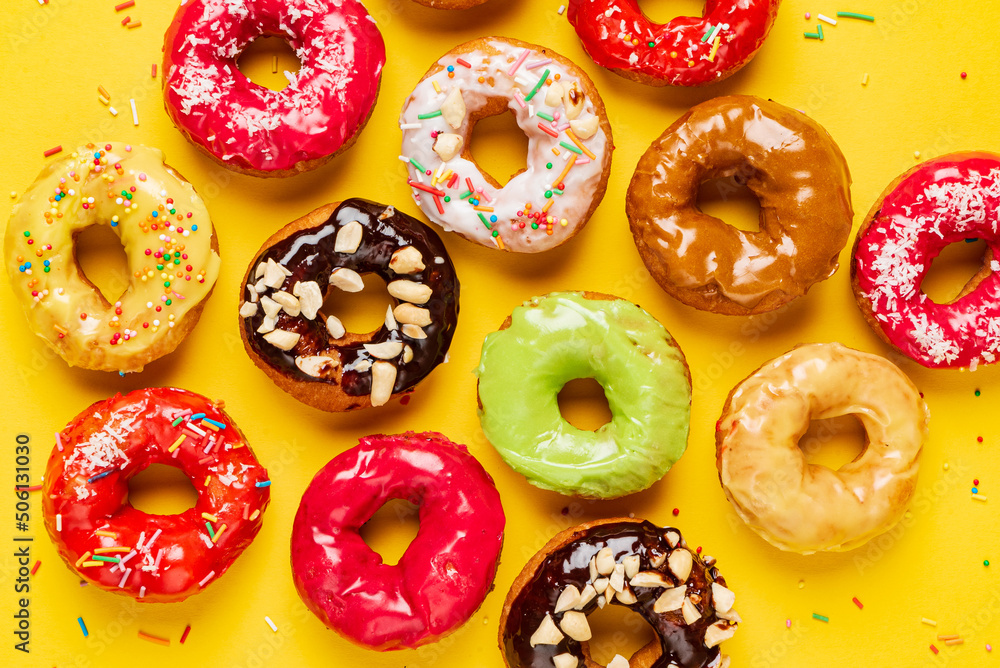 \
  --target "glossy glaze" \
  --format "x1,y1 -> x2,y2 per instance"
42,388 -> 270,602
716,343 -> 927,554
567,0 -> 780,86
399,38 -> 613,253
476,292 -> 690,498
502,520 -> 733,668
240,199 -> 459,399
627,95 -> 853,314
853,152 -> 1000,369
290,432 -> 505,650
4,143 -> 220,372
162,0 -> 385,175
